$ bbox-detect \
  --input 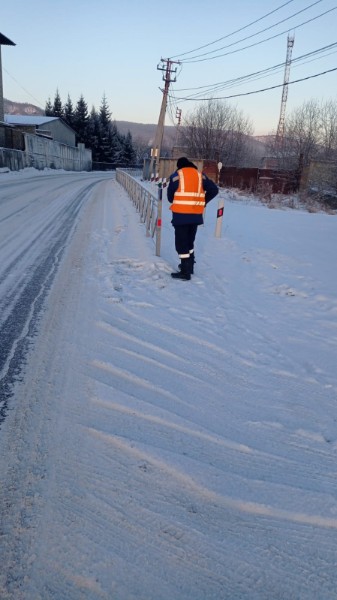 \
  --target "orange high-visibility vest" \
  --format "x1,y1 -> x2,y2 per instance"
170,167 -> 206,214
